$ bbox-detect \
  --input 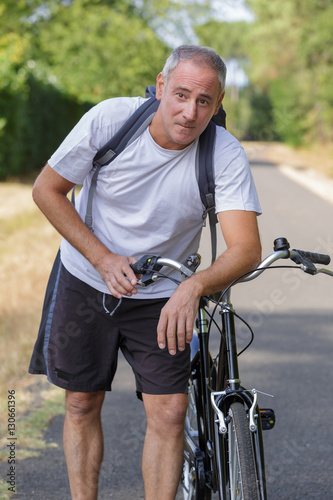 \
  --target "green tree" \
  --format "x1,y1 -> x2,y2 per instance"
0,1 -> 88,178
135,0 -> 214,46
196,20 -> 250,61
245,0 -> 333,144
194,20 -> 252,138
0,0 -> 170,178
32,0 -> 169,103
195,0 -> 333,145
